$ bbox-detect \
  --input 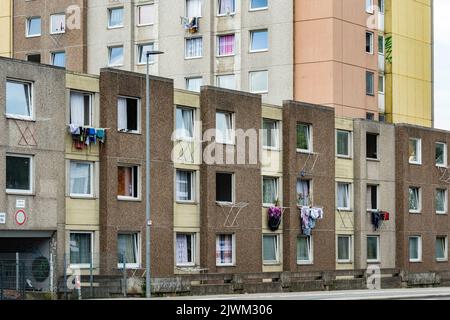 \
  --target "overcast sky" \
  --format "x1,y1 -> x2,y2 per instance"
434,0 -> 450,130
